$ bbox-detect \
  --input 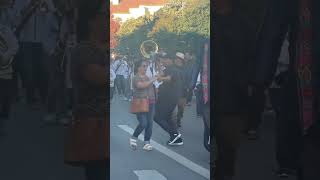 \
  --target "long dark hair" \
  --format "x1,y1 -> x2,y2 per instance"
76,0 -> 104,41
134,60 -> 144,75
